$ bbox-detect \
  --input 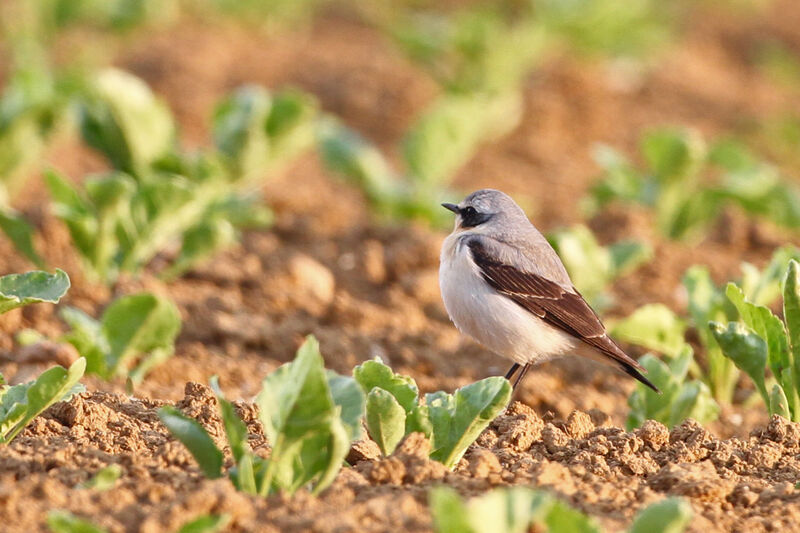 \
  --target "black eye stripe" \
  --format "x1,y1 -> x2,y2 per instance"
461,207 -> 492,228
